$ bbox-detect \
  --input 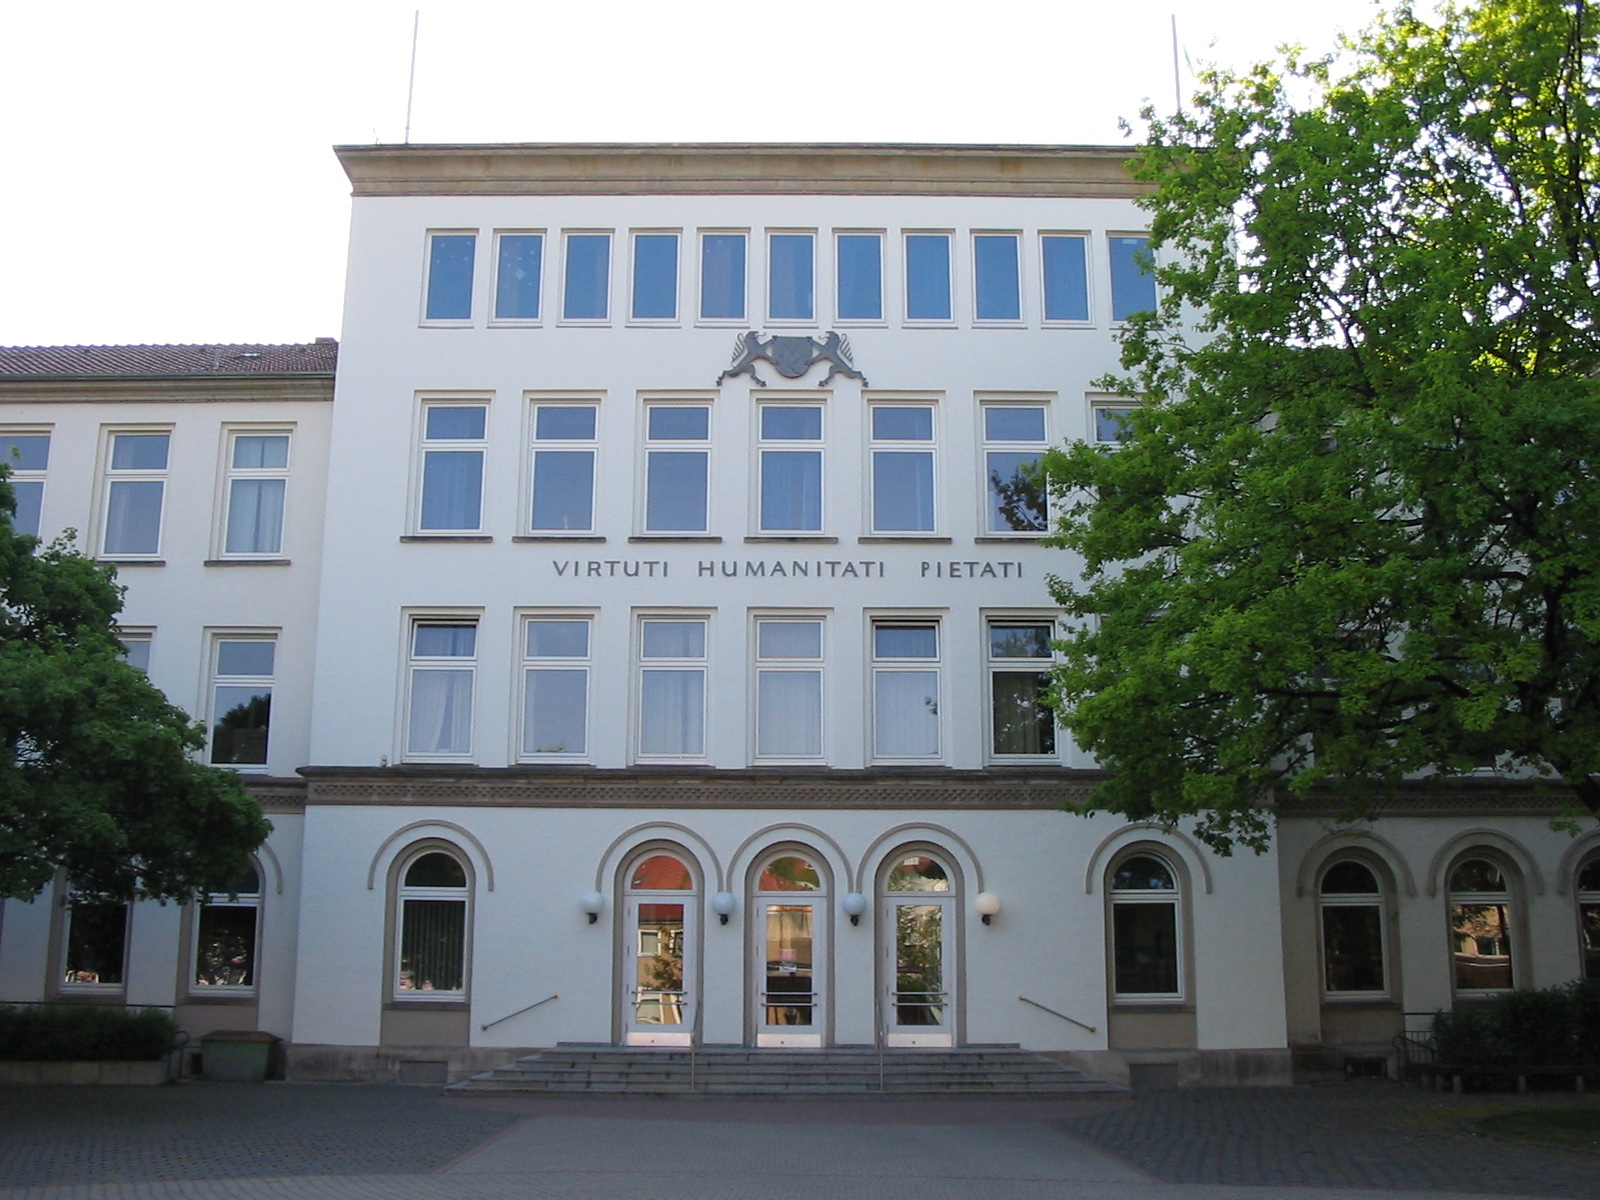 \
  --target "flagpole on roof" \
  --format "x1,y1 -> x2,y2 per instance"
1171,14 -> 1182,115
404,11 -> 420,145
